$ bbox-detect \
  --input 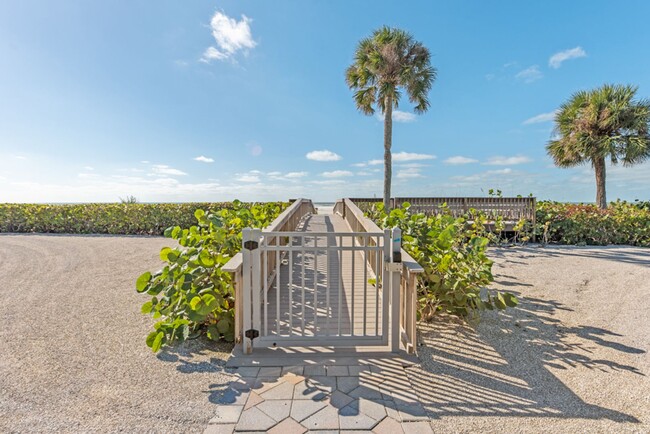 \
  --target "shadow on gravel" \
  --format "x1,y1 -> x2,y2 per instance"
156,338 -> 234,375
410,292 -> 645,424
491,245 -> 650,267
